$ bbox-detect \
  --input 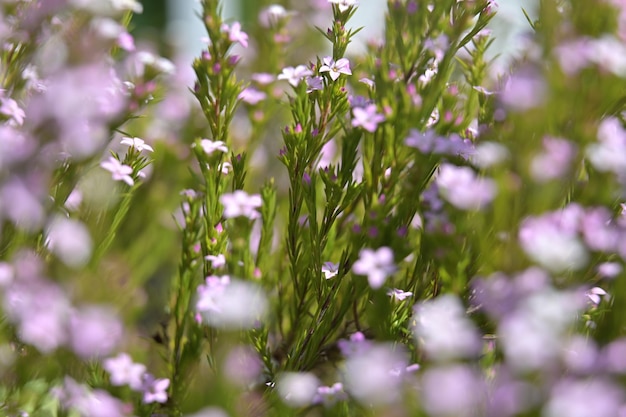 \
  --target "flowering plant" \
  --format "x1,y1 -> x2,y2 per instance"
1,0 -> 626,416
